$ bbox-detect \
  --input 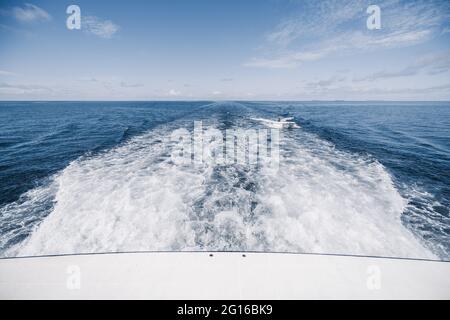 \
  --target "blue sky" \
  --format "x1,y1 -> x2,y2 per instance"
0,0 -> 449,100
